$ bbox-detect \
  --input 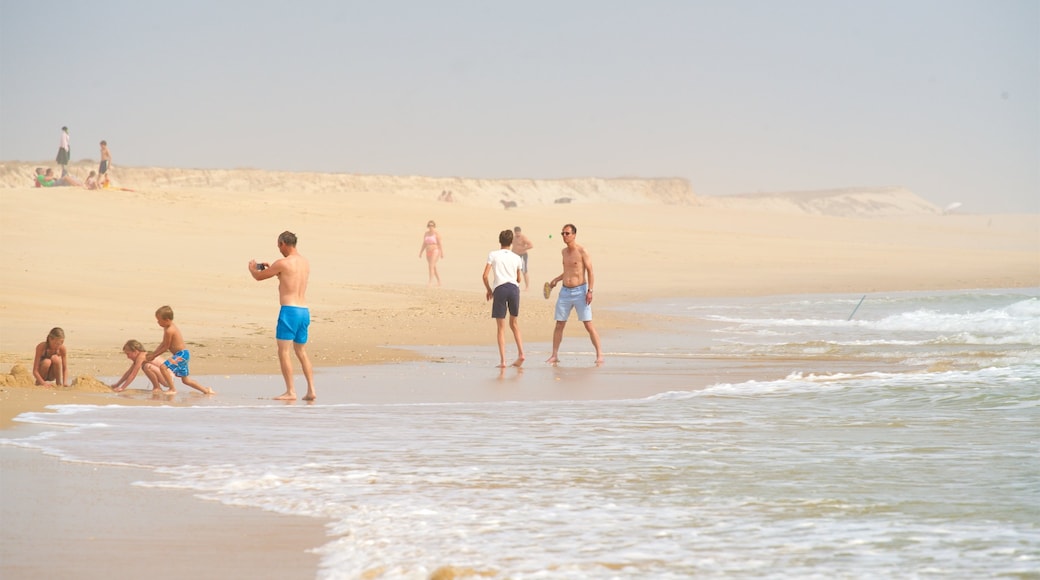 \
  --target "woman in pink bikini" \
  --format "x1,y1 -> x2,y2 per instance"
418,220 -> 444,286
